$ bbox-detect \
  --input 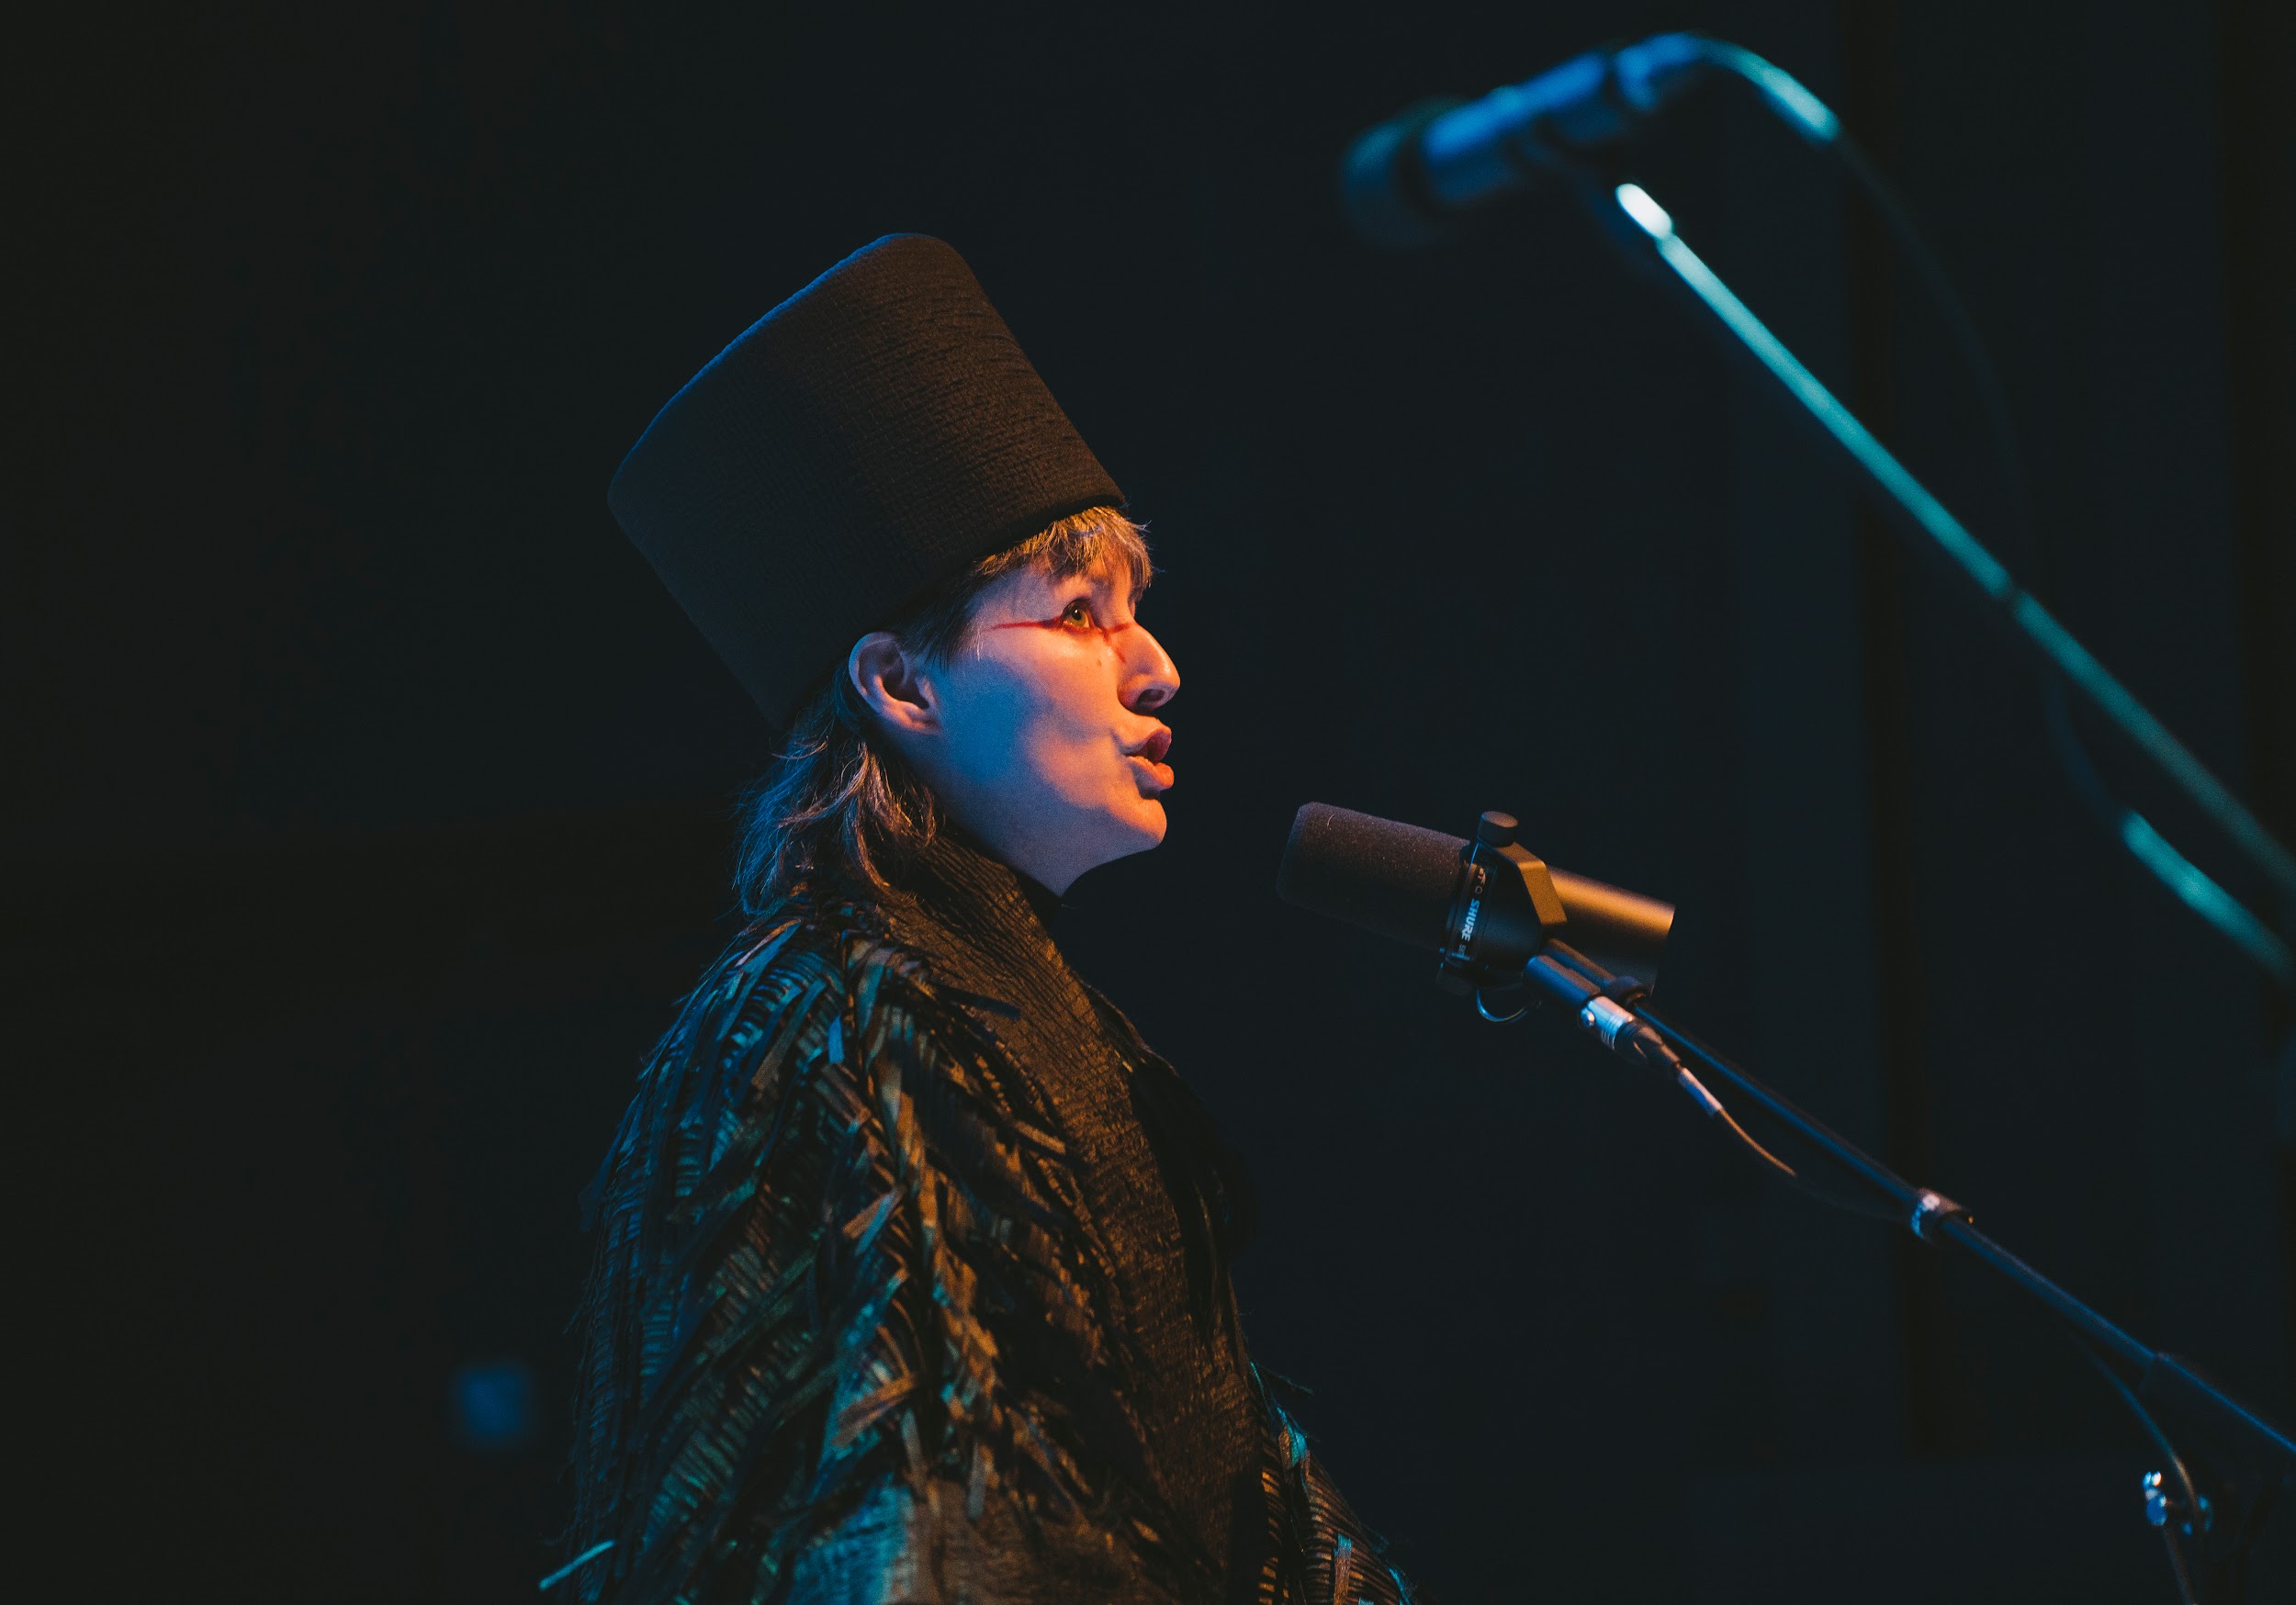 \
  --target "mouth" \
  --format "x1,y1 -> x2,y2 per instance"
1124,726 -> 1175,791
